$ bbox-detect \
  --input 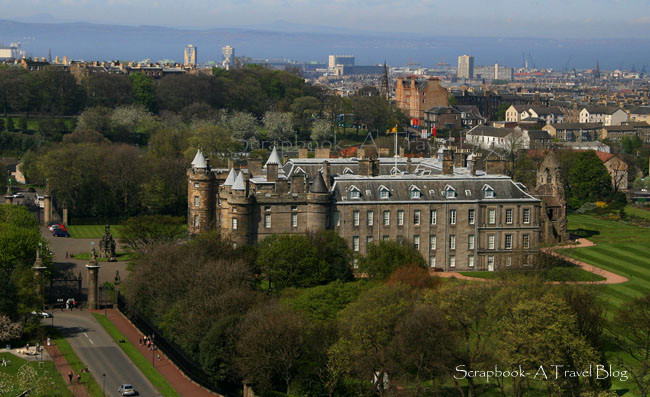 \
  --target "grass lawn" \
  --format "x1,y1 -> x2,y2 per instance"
560,214 -> 650,310
624,205 -> 650,221
92,313 -> 179,397
47,327 -> 104,396
72,251 -> 135,261
459,266 -> 605,282
67,224 -> 123,239
0,351 -> 73,396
